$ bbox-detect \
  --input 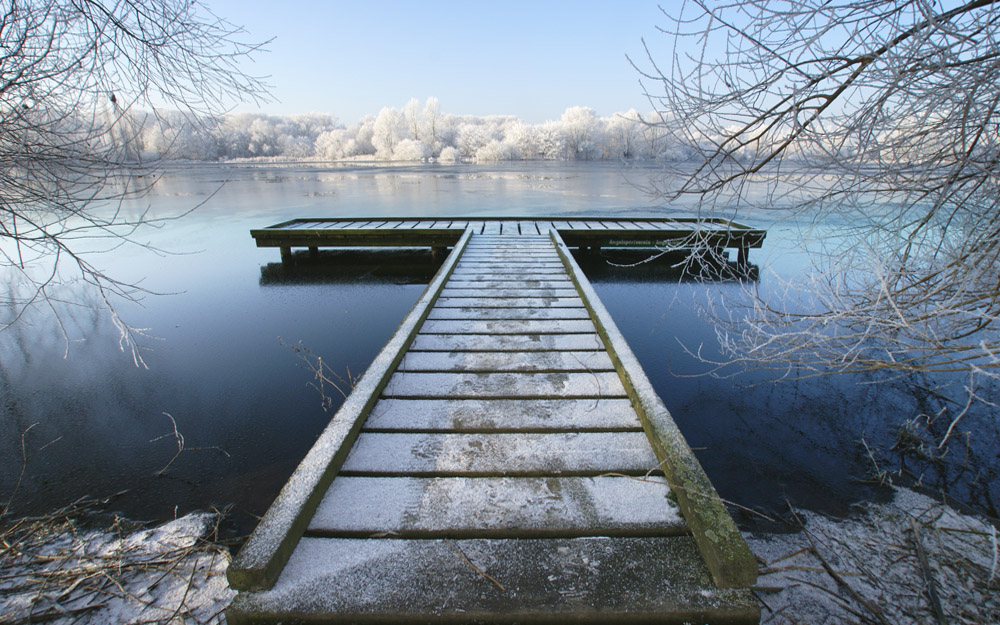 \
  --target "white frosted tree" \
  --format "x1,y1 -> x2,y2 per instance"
501,120 -> 539,159
315,129 -> 351,160
351,115 -> 378,156
607,109 -> 643,159
421,97 -> 441,153
535,121 -> 567,160
392,138 -> 429,161
371,107 -> 406,159
559,106 -> 604,159
437,146 -> 461,162
402,98 -> 422,142
456,122 -> 498,159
